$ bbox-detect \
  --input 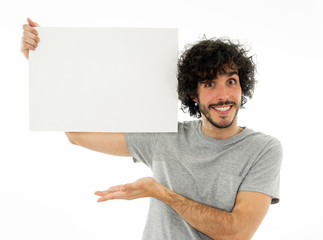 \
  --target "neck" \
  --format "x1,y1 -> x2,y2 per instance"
200,117 -> 242,140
